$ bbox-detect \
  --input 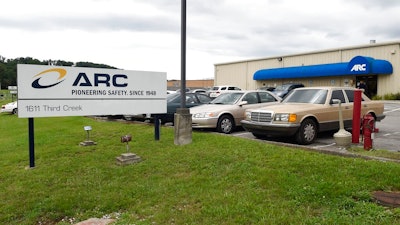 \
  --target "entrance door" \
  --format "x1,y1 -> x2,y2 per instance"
356,75 -> 377,98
